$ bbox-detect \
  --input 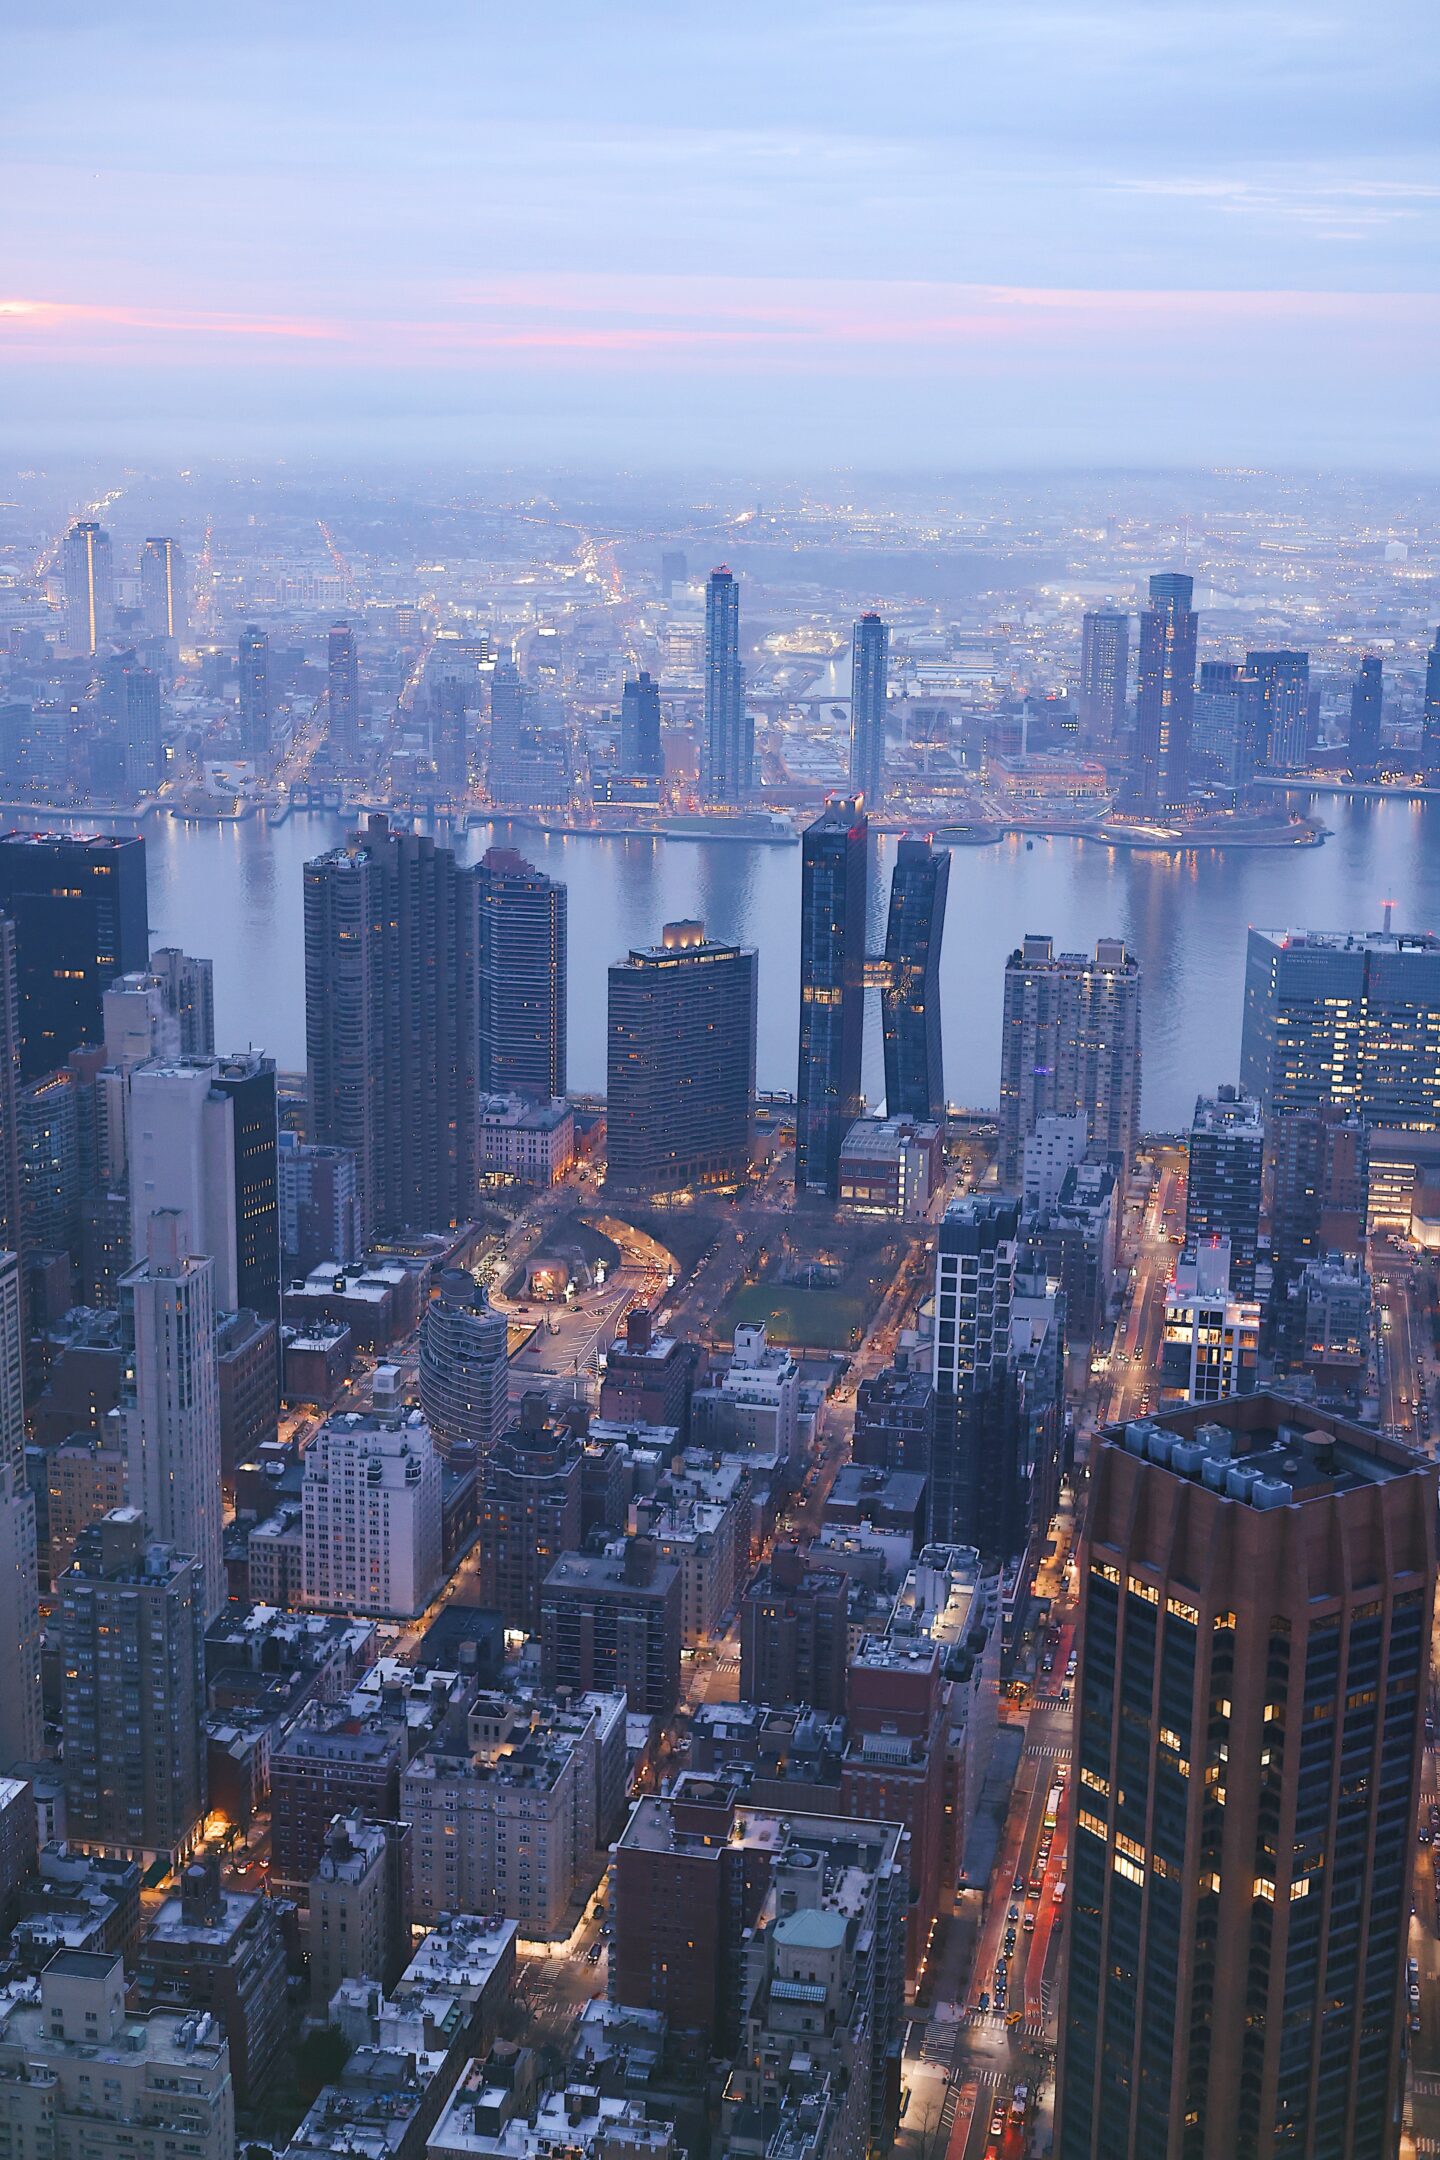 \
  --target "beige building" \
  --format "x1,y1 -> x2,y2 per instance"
403,1692 -> 625,1938
45,1436 -> 127,1584
309,1815 -> 408,2009
0,1949 -> 235,2160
